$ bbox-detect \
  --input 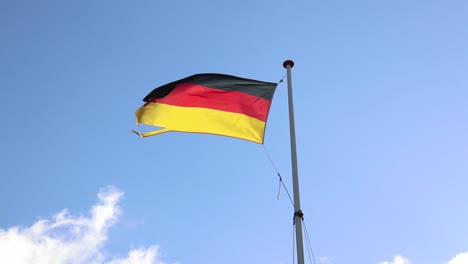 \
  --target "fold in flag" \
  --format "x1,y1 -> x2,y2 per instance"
133,73 -> 278,144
